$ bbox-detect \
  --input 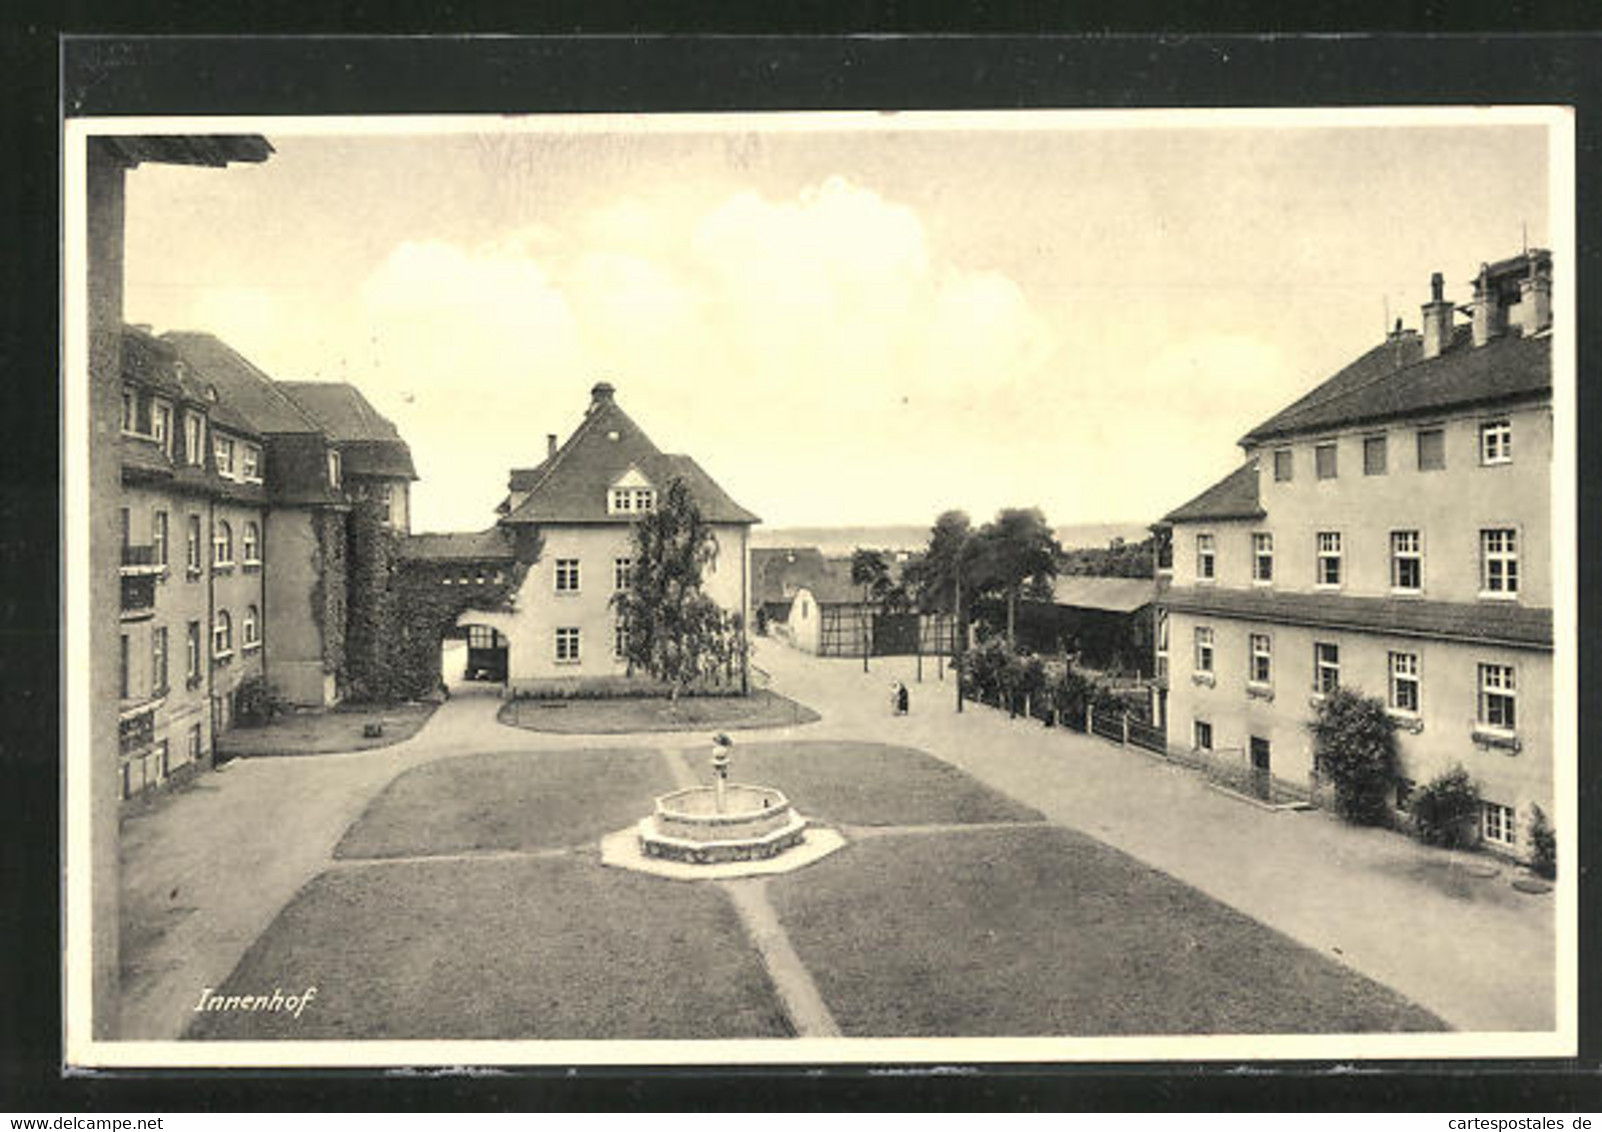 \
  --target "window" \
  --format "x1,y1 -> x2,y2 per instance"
609,487 -> 633,514
1388,651 -> 1420,714
327,449 -> 342,489
213,610 -> 233,658
120,506 -> 130,549
614,557 -> 632,591
468,626 -> 499,648
1273,448 -> 1294,482
186,514 -> 202,572
1482,802 -> 1516,848
119,634 -> 130,699
1313,642 -> 1340,694
186,621 -> 201,682
242,605 -> 260,650
1155,609 -> 1169,681
152,510 -> 168,567
152,627 -> 168,694
633,488 -> 656,513
242,521 -> 260,564
184,412 -> 205,466
1480,419 -> 1512,465
1315,442 -> 1338,479
213,520 -> 233,567
614,621 -> 628,660
1195,534 -> 1215,581
1391,530 -> 1422,592
555,558 -> 580,592
241,443 -> 261,482
1193,720 -> 1213,752
1252,533 -> 1273,583
1416,427 -> 1445,471
1480,528 -> 1519,596
1363,434 -> 1388,476
214,433 -> 235,477
1194,626 -> 1214,673
555,627 -> 581,663
1316,531 -> 1342,587
376,482 -> 392,522
121,387 -> 137,433
1249,633 -> 1272,686
1478,663 -> 1516,731
188,723 -> 203,766
153,400 -> 172,454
